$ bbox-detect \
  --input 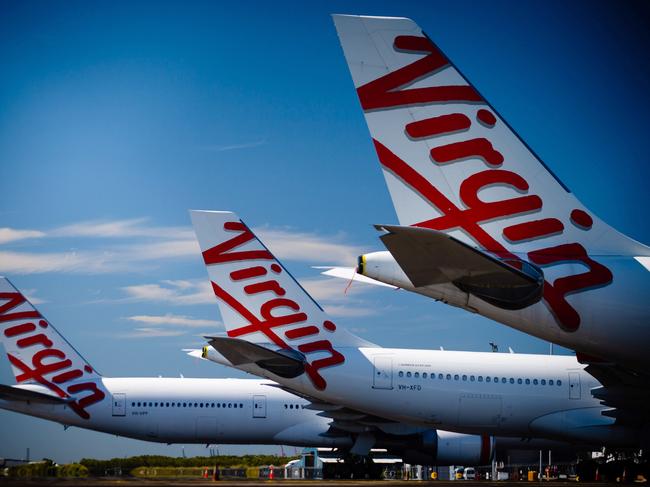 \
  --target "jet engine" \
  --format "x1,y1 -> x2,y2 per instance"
380,430 -> 494,466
